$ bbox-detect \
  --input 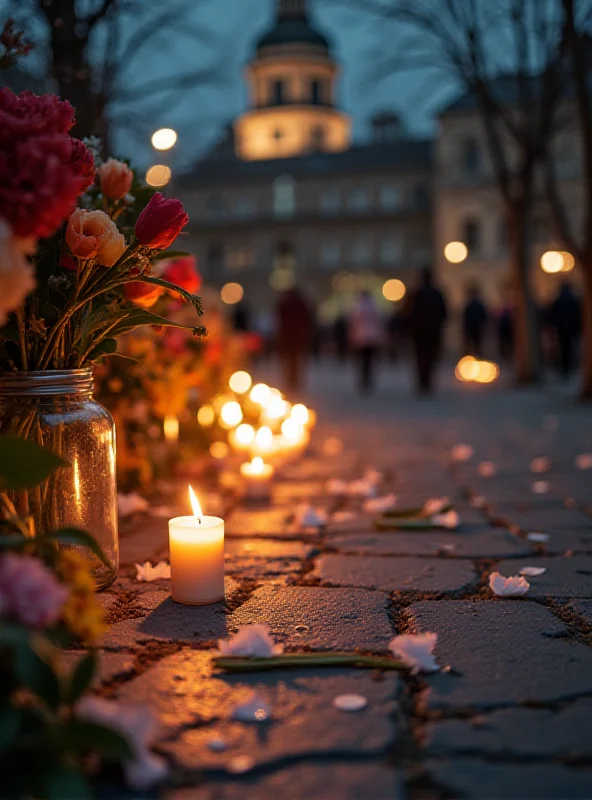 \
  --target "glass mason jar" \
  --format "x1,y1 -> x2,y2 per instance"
0,369 -> 118,589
